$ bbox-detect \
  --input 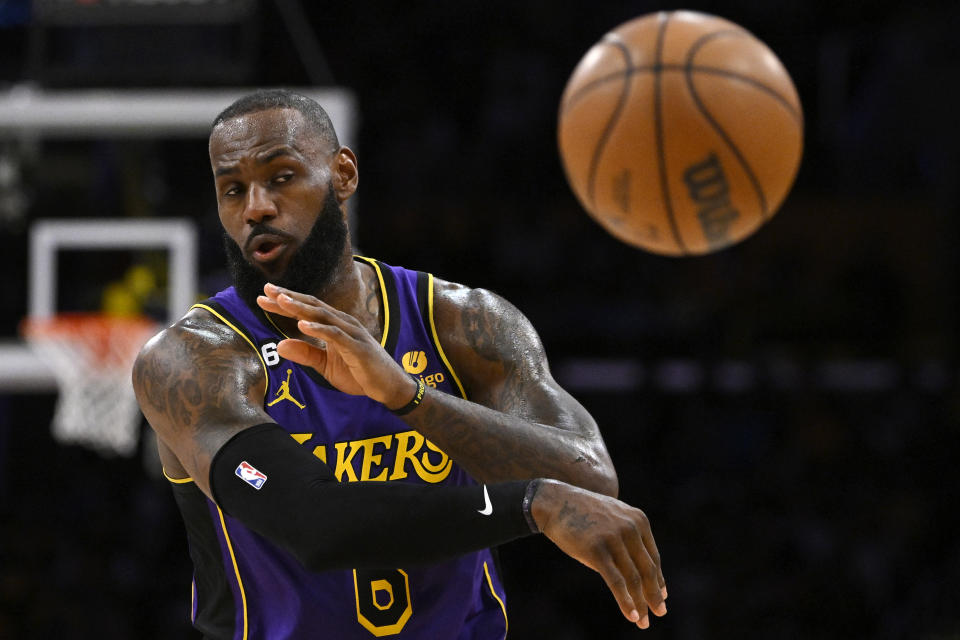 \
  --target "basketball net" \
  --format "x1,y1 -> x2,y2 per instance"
21,313 -> 161,457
